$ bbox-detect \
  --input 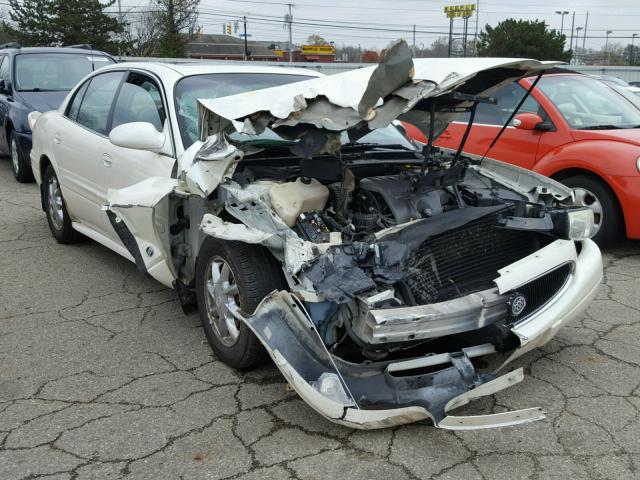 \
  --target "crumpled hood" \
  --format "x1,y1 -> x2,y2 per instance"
197,40 -> 561,155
